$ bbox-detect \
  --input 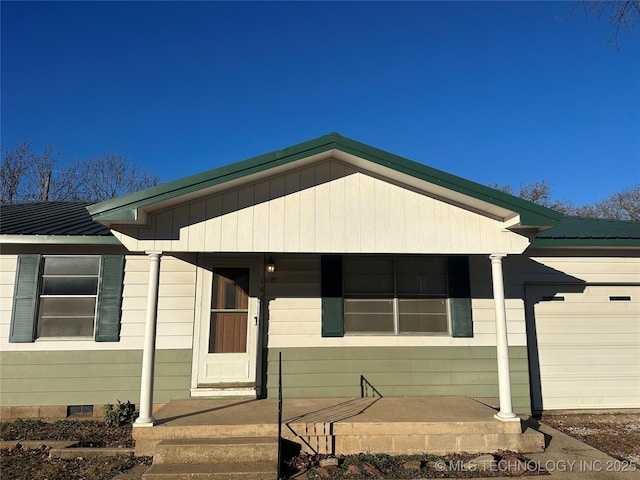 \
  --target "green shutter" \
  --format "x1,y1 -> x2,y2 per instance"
448,256 -> 473,338
9,255 -> 41,343
321,255 -> 344,337
95,255 -> 125,342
